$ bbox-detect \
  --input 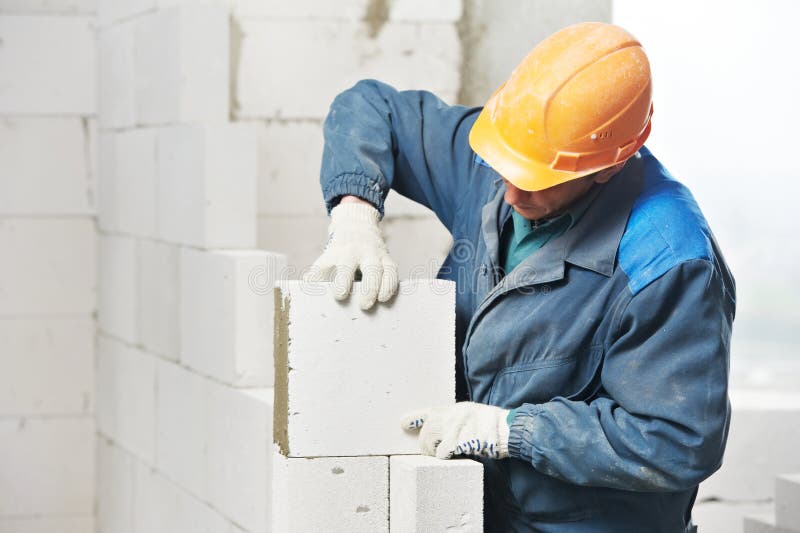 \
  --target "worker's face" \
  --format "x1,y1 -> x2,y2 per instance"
502,163 -> 624,220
